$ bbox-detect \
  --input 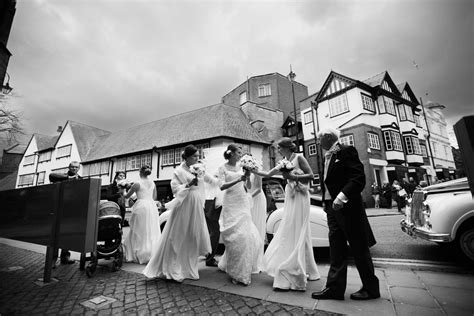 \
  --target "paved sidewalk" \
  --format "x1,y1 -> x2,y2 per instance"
1,238 -> 473,315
